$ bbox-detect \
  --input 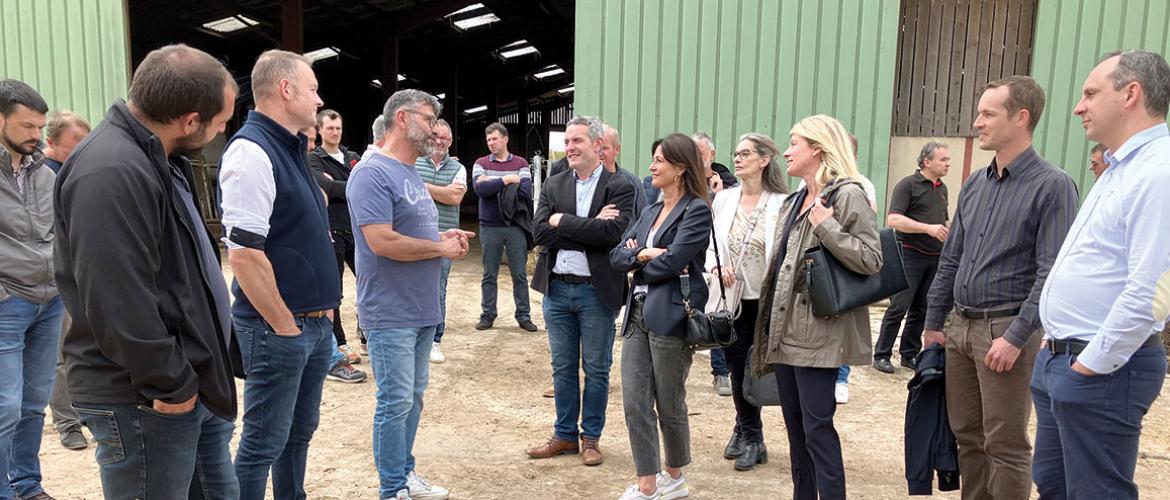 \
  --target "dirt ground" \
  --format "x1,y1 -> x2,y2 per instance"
38,243 -> 1170,499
